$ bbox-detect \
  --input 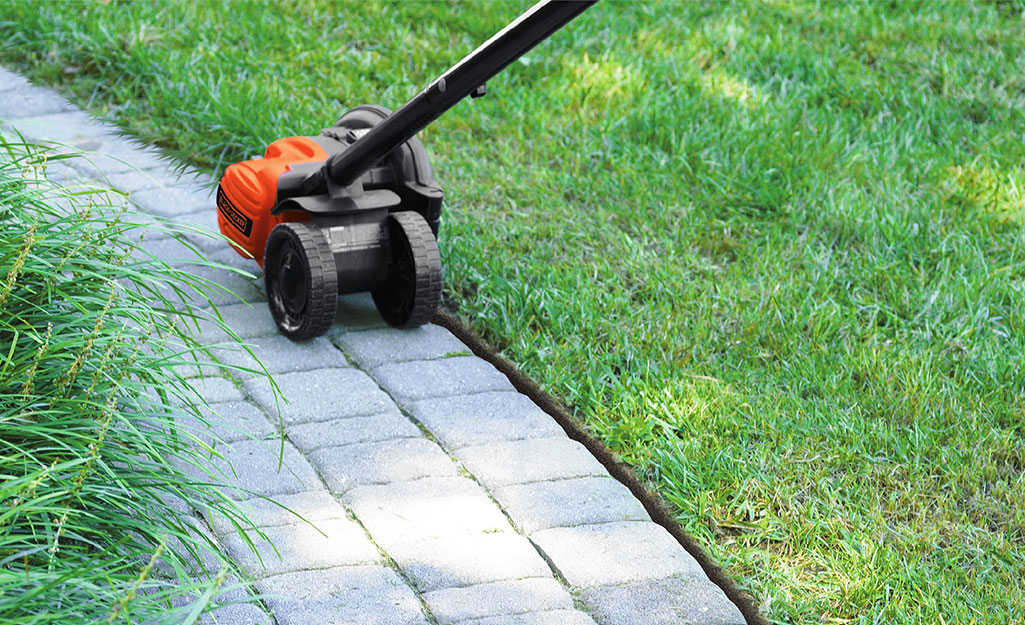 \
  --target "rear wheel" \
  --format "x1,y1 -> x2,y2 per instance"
372,211 -> 441,327
264,222 -> 338,340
